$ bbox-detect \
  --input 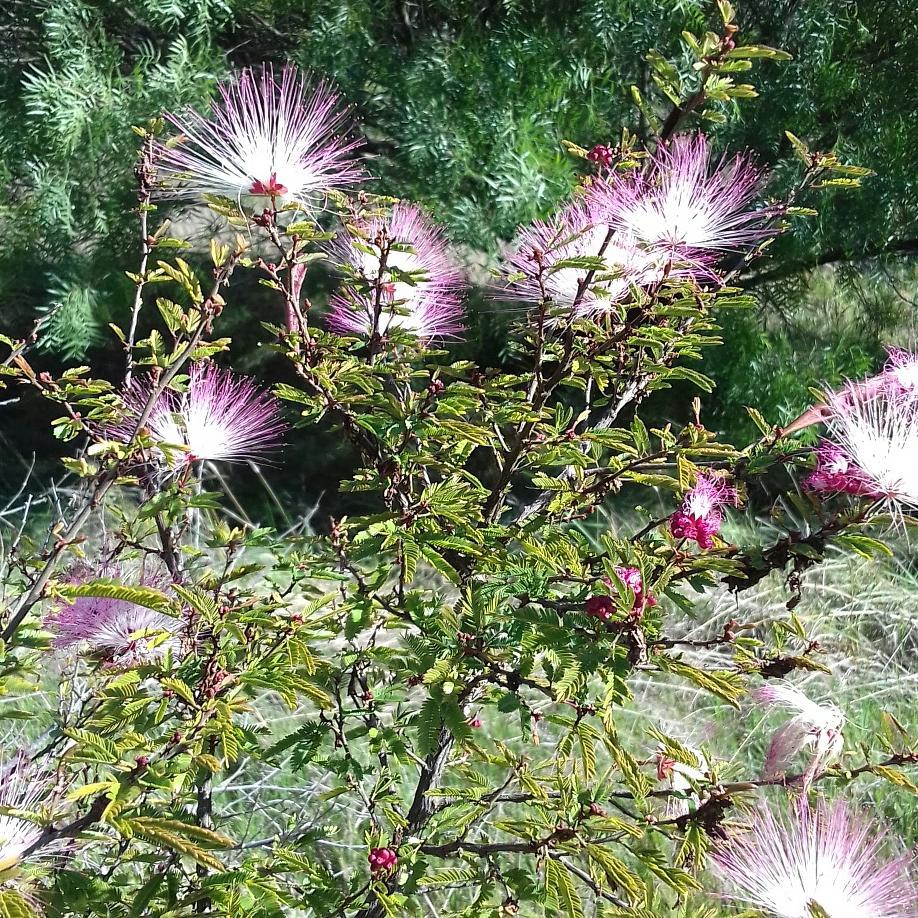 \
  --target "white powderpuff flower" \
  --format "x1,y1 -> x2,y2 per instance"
109,363 -> 285,470
45,566 -> 185,669
327,202 -> 465,339
501,201 -> 677,318
157,65 -> 363,209
822,384 -> 918,513
0,750 -> 66,873
712,797 -> 918,918
882,347 -> 918,393
599,133 -> 777,262
754,682 -> 844,786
